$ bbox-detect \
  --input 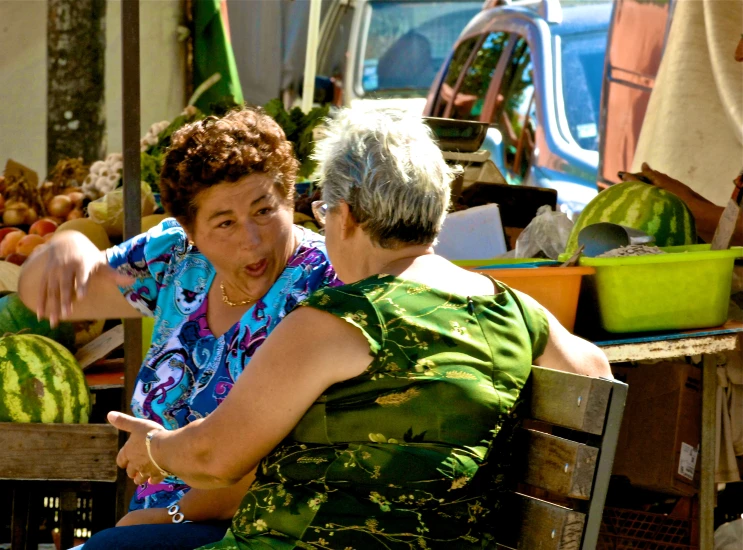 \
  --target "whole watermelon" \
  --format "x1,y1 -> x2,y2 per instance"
565,181 -> 697,255
0,293 -> 75,349
0,334 -> 90,423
